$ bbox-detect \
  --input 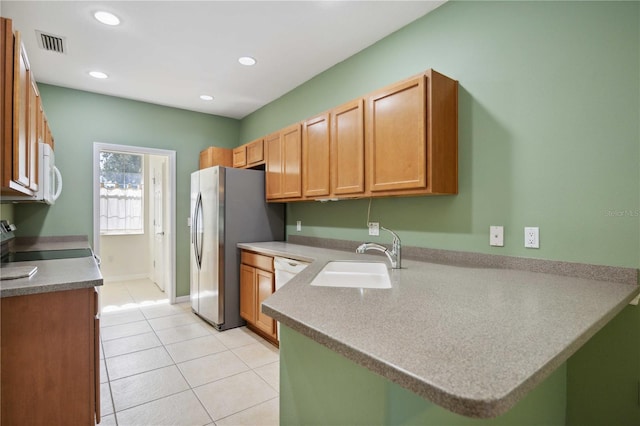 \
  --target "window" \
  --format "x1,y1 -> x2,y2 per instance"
99,151 -> 144,235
